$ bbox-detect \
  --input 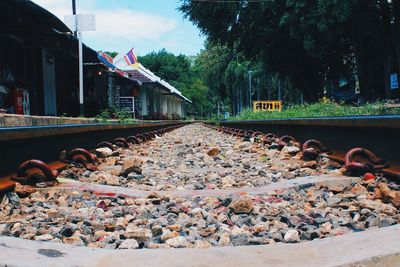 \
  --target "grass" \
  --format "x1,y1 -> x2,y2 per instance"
95,107 -> 137,124
232,100 -> 400,121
